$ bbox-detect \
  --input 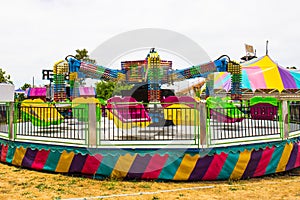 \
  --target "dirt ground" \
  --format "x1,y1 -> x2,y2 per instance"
1,162 -> 300,200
